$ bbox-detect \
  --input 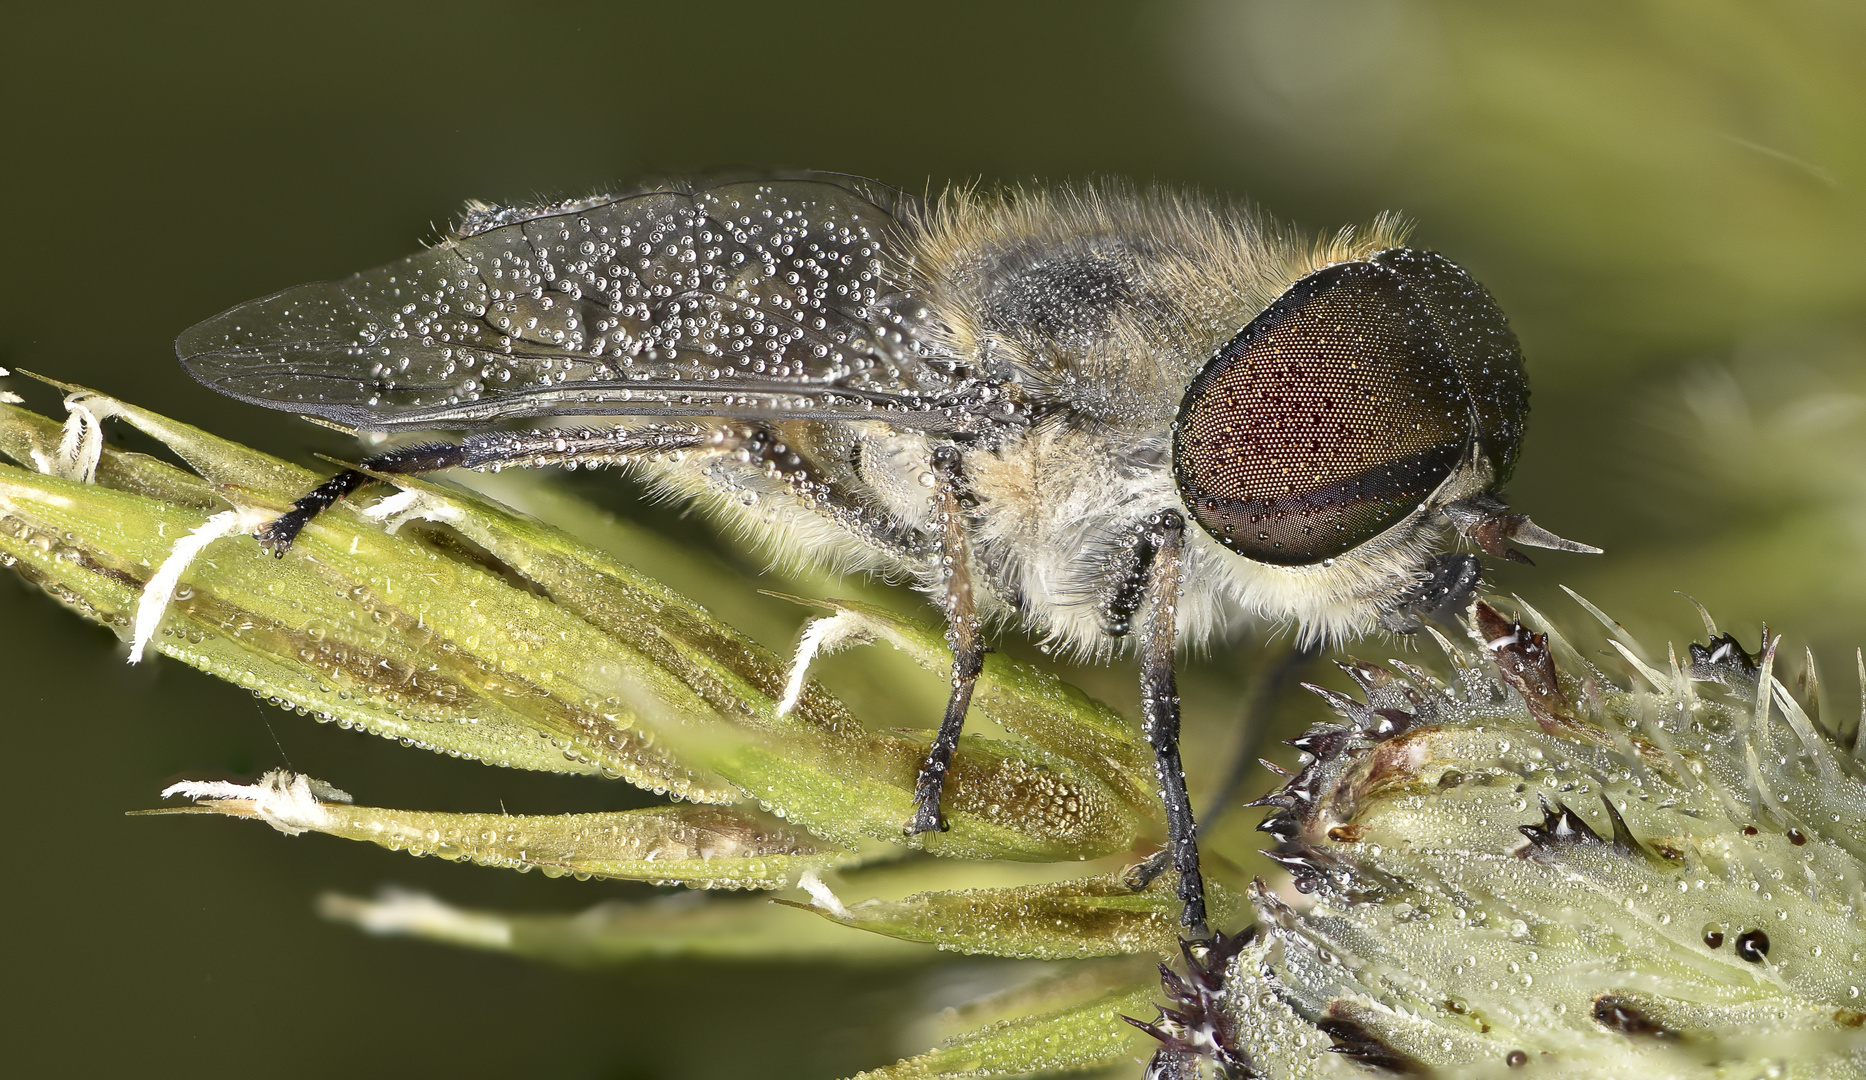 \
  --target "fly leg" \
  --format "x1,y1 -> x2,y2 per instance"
1121,638 -> 1317,889
257,468 -> 376,553
1136,509 -> 1209,933
255,425 -> 708,554
908,445 -> 983,835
